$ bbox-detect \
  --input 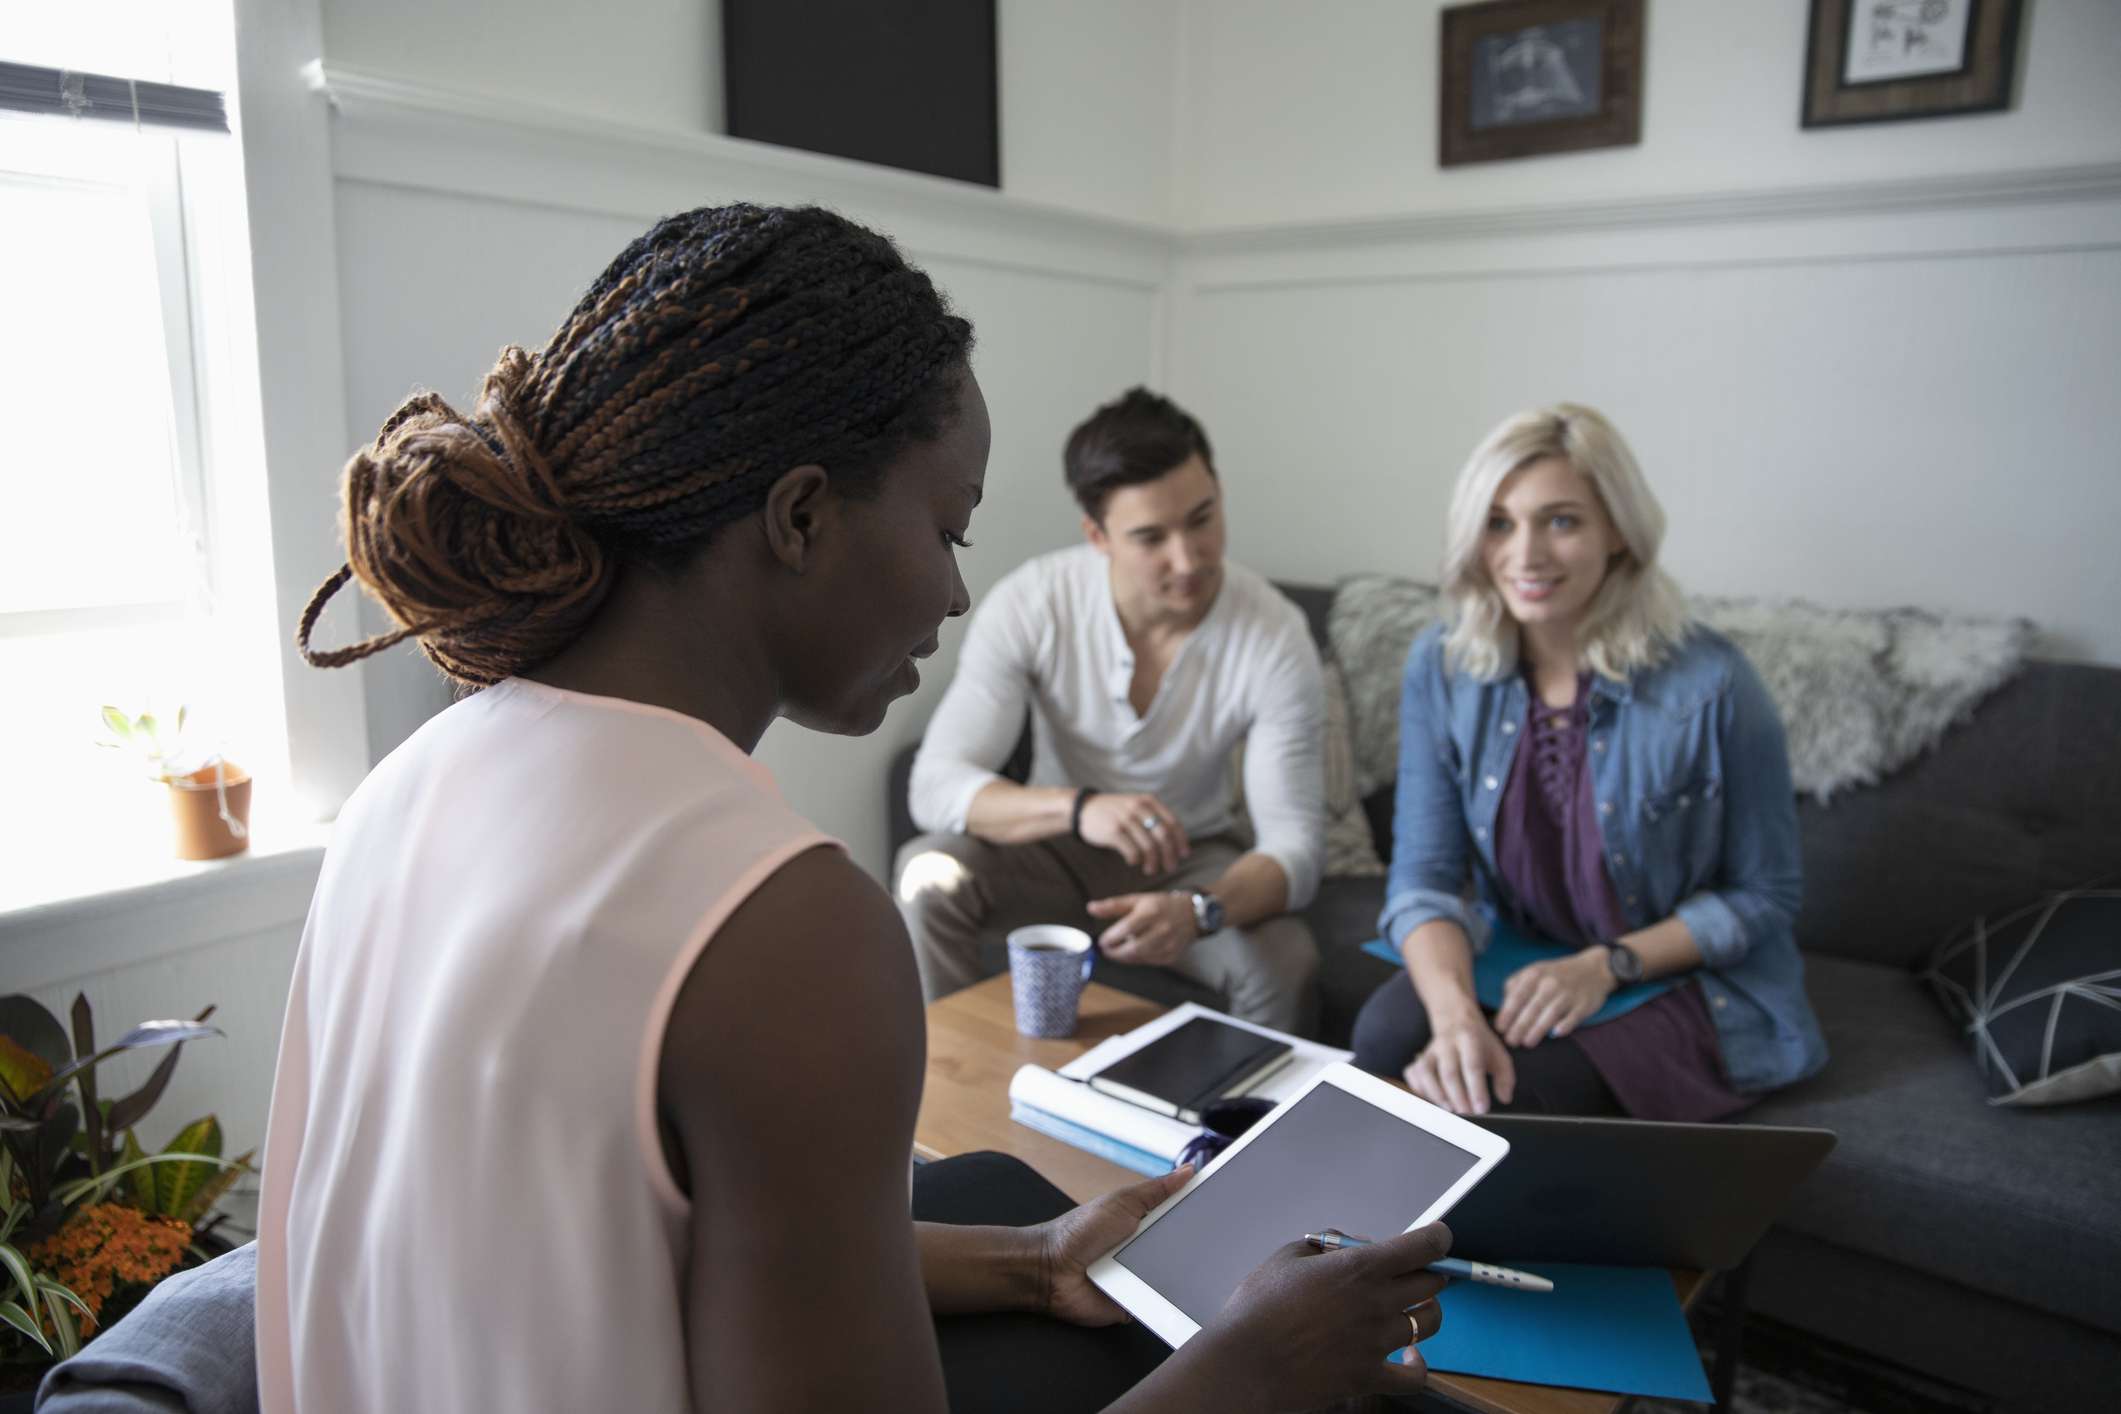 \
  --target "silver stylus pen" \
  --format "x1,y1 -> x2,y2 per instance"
1303,1231 -> 1555,1292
